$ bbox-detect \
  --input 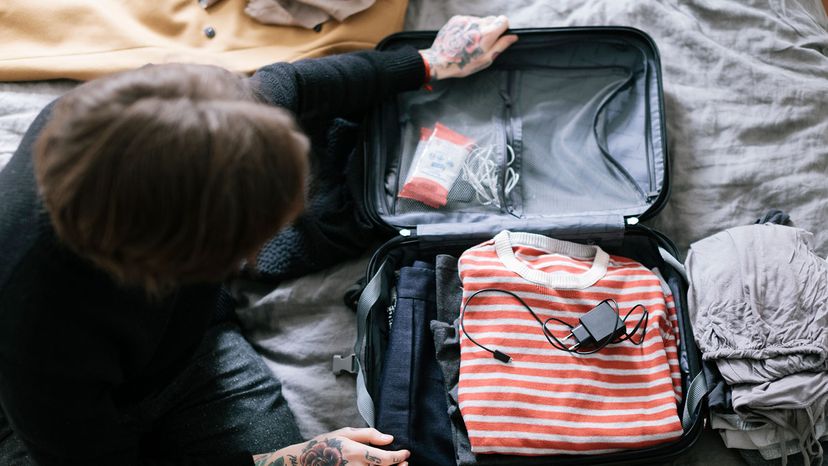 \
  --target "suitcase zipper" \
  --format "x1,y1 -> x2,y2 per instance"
642,59 -> 659,200
503,70 -> 523,217
502,71 -> 515,214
